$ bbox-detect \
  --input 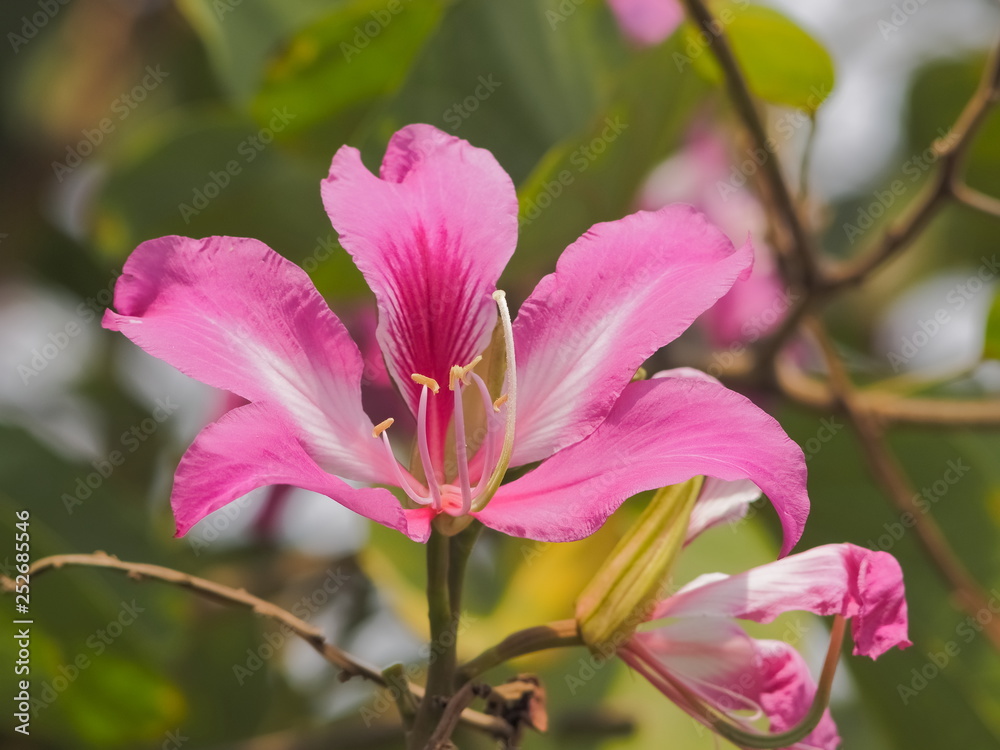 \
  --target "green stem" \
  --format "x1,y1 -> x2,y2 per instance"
408,524 -> 481,749
408,530 -> 452,749
457,619 -> 583,684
